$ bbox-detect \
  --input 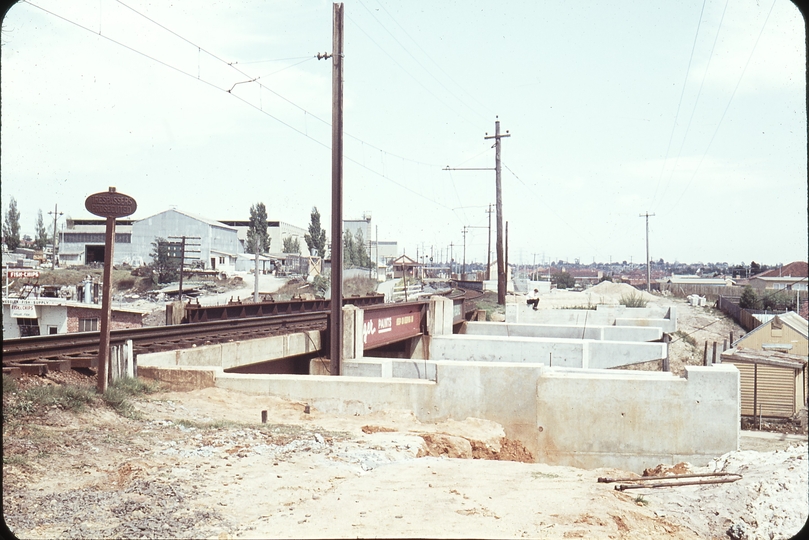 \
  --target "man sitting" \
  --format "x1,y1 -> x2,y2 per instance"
526,288 -> 540,310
